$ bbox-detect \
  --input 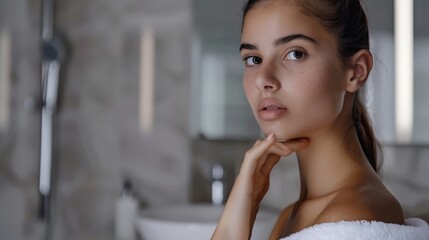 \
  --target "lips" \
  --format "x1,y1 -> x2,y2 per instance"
257,98 -> 288,121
